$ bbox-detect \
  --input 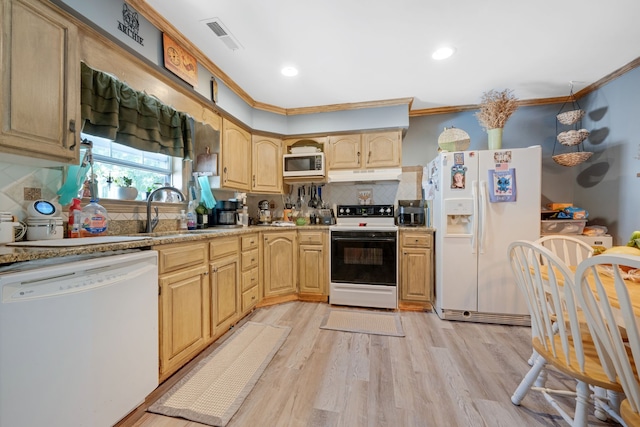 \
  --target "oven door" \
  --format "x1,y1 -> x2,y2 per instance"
330,230 -> 397,286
